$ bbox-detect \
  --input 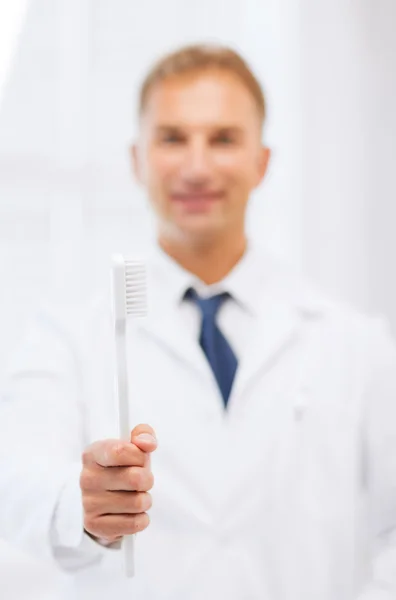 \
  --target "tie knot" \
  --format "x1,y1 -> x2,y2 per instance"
185,288 -> 230,320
